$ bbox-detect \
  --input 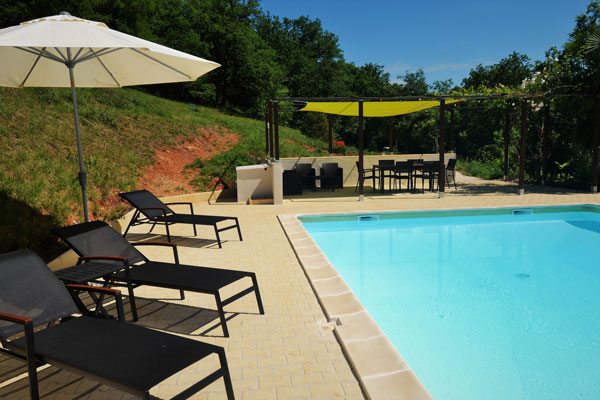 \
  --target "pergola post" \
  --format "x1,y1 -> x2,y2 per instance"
358,100 -> 365,201
328,114 -> 333,154
519,99 -> 527,195
449,107 -> 455,152
274,101 -> 280,161
438,99 -> 446,198
389,116 -> 394,151
264,110 -> 269,155
542,103 -> 550,186
268,100 -> 274,160
592,98 -> 600,193
504,108 -> 511,181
